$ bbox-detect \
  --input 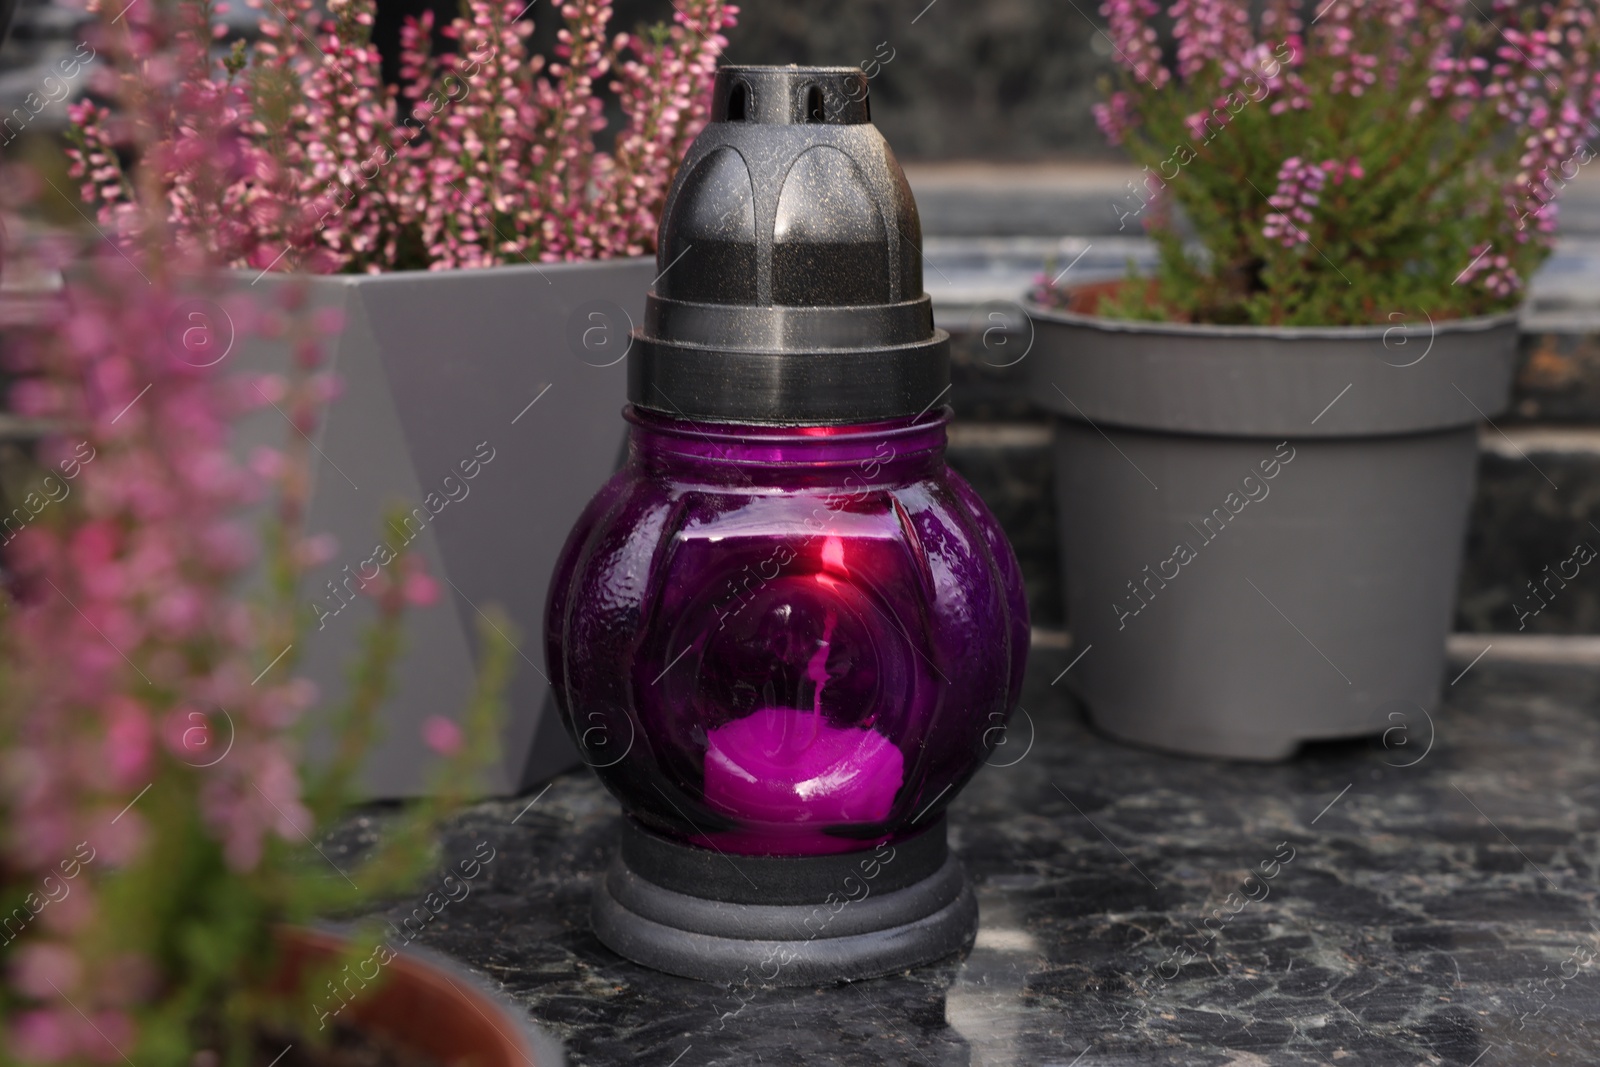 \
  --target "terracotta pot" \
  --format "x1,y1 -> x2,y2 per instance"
274,926 -> 563,1067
